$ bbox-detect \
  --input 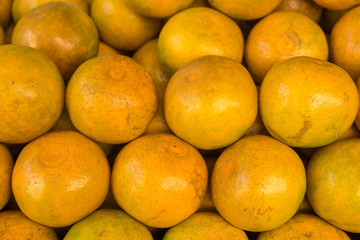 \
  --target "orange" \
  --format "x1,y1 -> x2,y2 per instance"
12,2 -> 99,81
198,157 -> 217,212
208,0 -> 282,20
258,213 -> 350,240
158,7 -> 244,75
164,55 -> 257,150
275,0 -> 323,22
297,194 -> 313,213
355,77 -> 360,129
163,212 -> 248,240
97,41 -> 119,57
133,39 -> 171,135
12,0 -> 89,23
0,210 -> 58,240
245,11 -> 328,83
64,209 -> 153,240
330,6 -> 360,81
0,44 -> 64,144
313,0 -> 360,10
111,133 -> 208,228
307,138 -> 360,233
0,144 -> 13,210
66,55 -> 157,144
125,0 -> 195,18
260,56 -> 359,148
12,131 -> 110,227
211,135 -> 306,232
0,0 -> 11,28
90,0 -> 162,51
